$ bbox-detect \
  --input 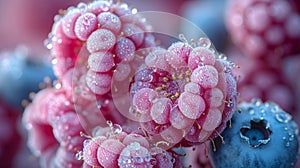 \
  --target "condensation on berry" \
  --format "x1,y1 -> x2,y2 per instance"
275,112 -> 291,123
